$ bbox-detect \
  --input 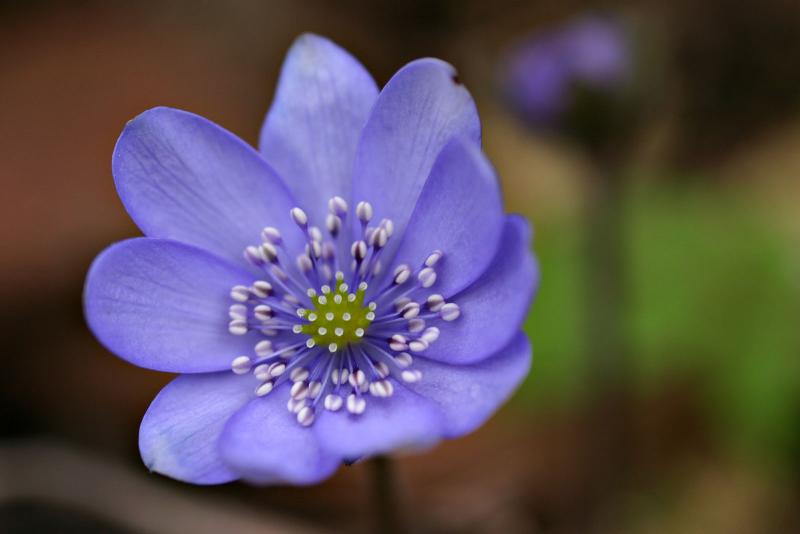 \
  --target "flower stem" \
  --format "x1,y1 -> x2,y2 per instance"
369,455 -> 402,533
